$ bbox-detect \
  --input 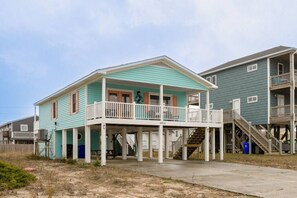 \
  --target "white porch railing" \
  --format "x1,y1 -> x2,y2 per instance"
86,101 -> 223,124
12,132 -> 34,140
